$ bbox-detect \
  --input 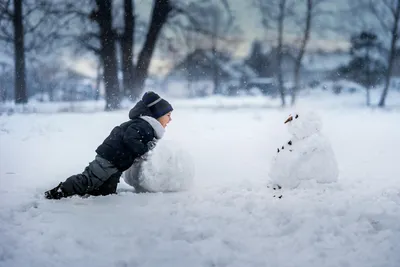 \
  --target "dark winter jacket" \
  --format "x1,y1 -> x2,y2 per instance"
95,101 -> 165,171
